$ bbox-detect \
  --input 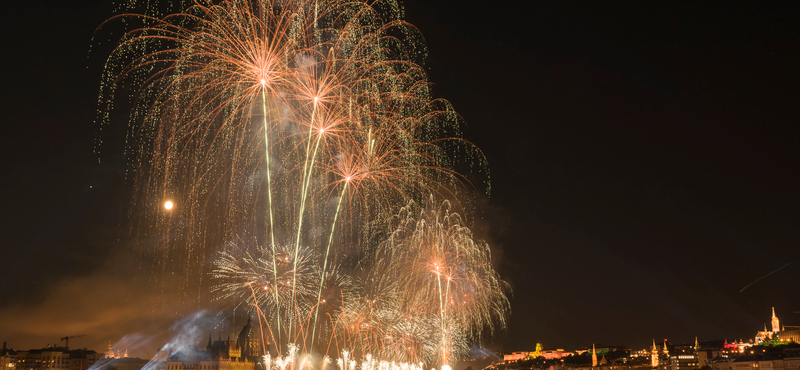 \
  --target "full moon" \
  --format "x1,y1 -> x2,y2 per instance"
164,201 -> 174,210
